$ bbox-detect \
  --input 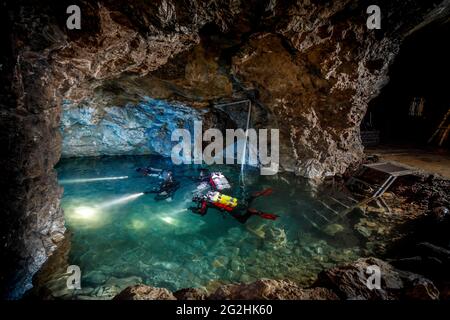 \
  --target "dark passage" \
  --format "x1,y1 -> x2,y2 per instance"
363,20 -> 450,148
